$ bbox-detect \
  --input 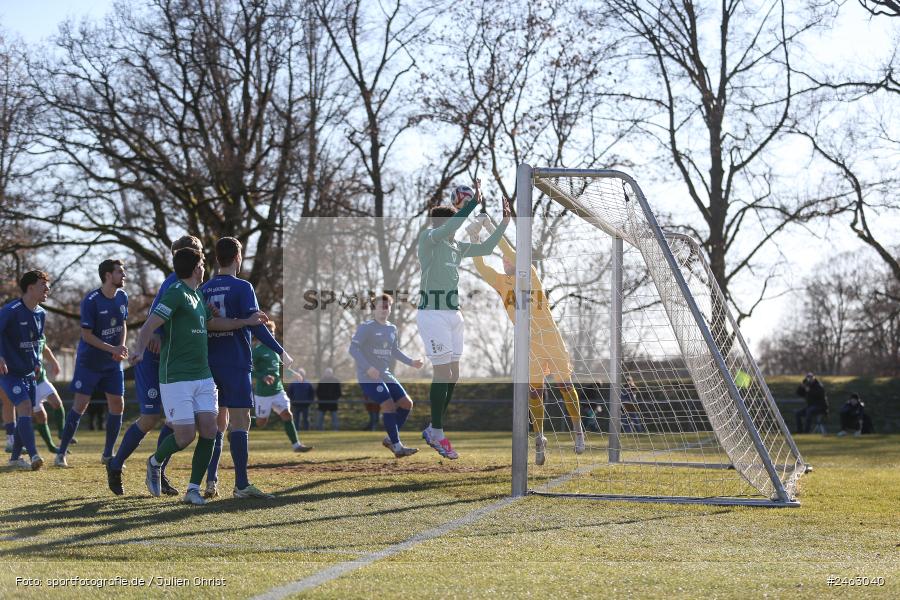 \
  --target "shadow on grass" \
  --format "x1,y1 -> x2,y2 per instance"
0,473 -> 509,559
